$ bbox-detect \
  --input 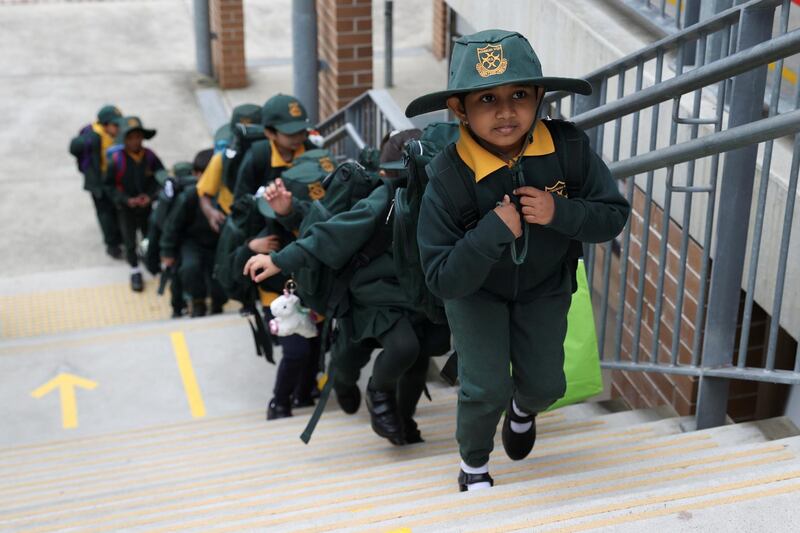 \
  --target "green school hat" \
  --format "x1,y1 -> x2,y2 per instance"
97,105 -> 123,124
262,94 -> 311,135
173,161 -> 194,178
256,149 -> 334,218
117,116 -> 156,140
230,103 -> 262,128
405,29 -> 592,117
